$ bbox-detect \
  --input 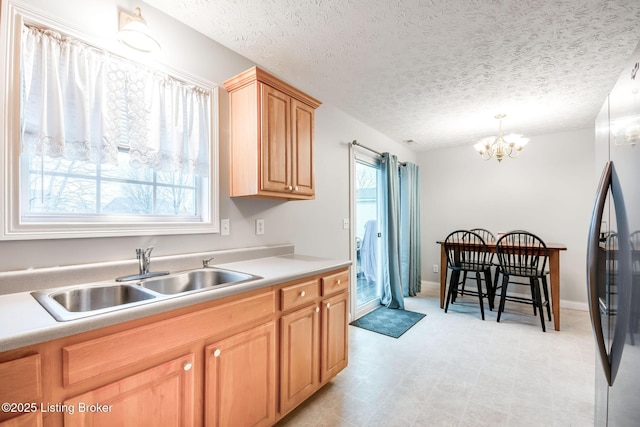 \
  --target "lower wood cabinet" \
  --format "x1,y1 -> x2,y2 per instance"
0,267 -> 348,427
205,321 -> 276,427
0,354 -> 42,425
278,270 -> 349,419
63,354 -> 195,427
280,303 -> 320,414
321,291 -> 349,382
